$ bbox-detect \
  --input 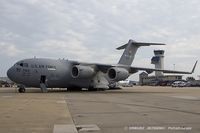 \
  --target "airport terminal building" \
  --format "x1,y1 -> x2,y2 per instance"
139,72 -> 183,85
